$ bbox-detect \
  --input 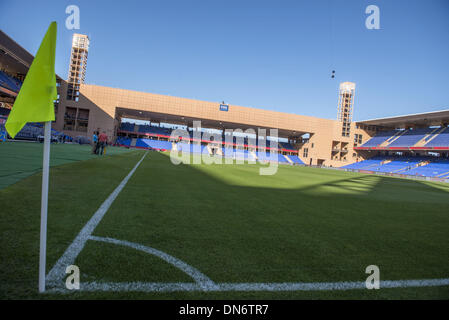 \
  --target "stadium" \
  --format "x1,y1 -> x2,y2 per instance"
1,4 -> 449,301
